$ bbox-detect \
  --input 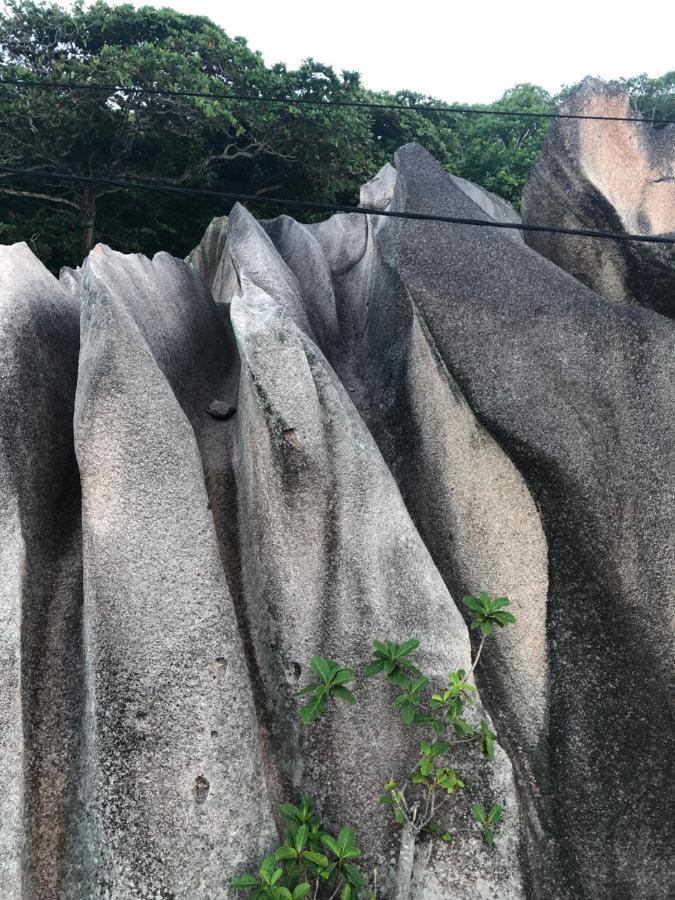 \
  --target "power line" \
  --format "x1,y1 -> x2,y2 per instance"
1,78 -> 673,125
1,166 -> 673,244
